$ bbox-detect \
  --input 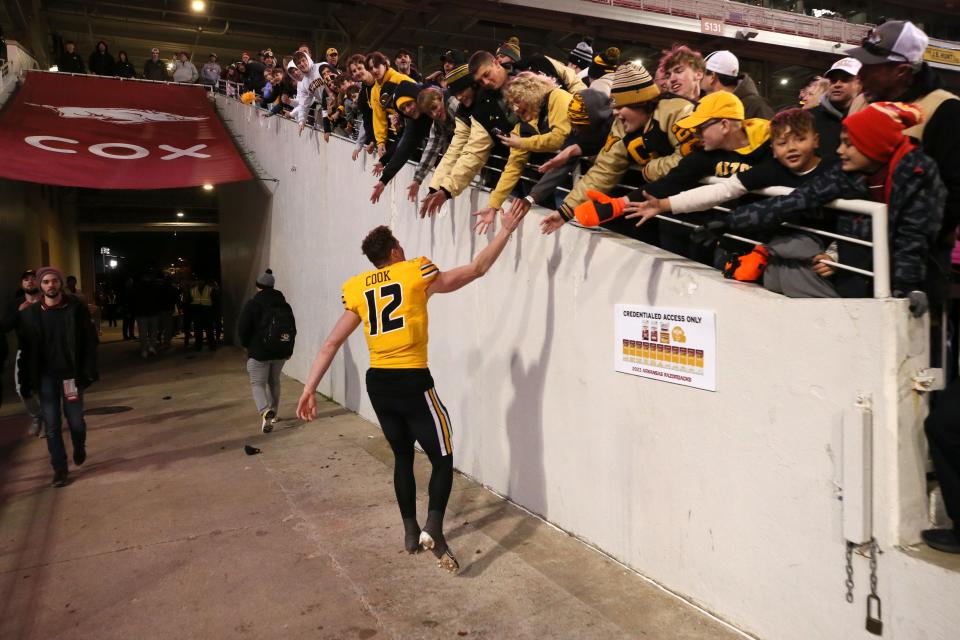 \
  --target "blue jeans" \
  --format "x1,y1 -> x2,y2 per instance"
39,375 -> 87,471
